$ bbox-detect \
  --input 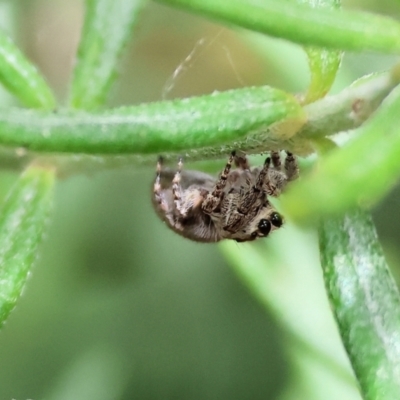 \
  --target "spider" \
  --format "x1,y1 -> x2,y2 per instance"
152,151 -> 299,243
